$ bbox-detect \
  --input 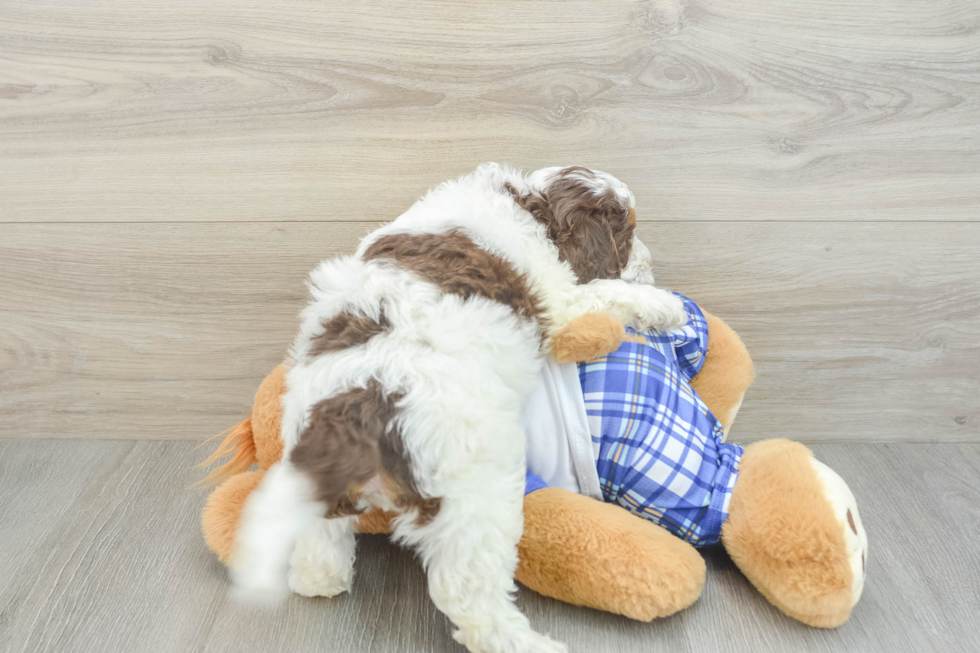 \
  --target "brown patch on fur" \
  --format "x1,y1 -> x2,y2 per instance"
309,310 -> 389,358
382,473 -> 443,526
363,230 -> 544,327
410,497 -> 442,526
289,380 -> 441,525
325,495 -> 364,518
627,207 -> 636,226
847,509 -> 857,535
551,313 -> 626,363
506,167 -> 635,284
722,439 -> 855,628
289,383 -> 390,514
